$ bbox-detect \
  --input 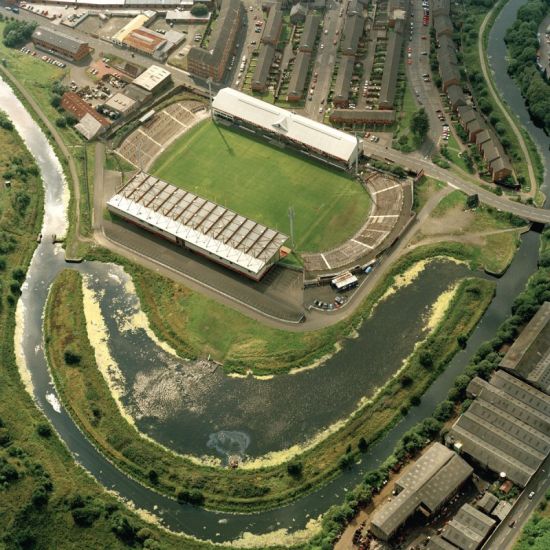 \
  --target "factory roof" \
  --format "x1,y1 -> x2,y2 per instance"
75,113 -> 104,140
448,370 -> 550,487
112,13 -> 152,43
370,443 -> 472,540
500,302 -> 550,394
32,26 -> 88,55
132,65 -> 171,91
107,172 -> 288,276
477,492 -> 499,514
105,93 -> 136,114
212,87 -> 358,162
441,503 -> 495,550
